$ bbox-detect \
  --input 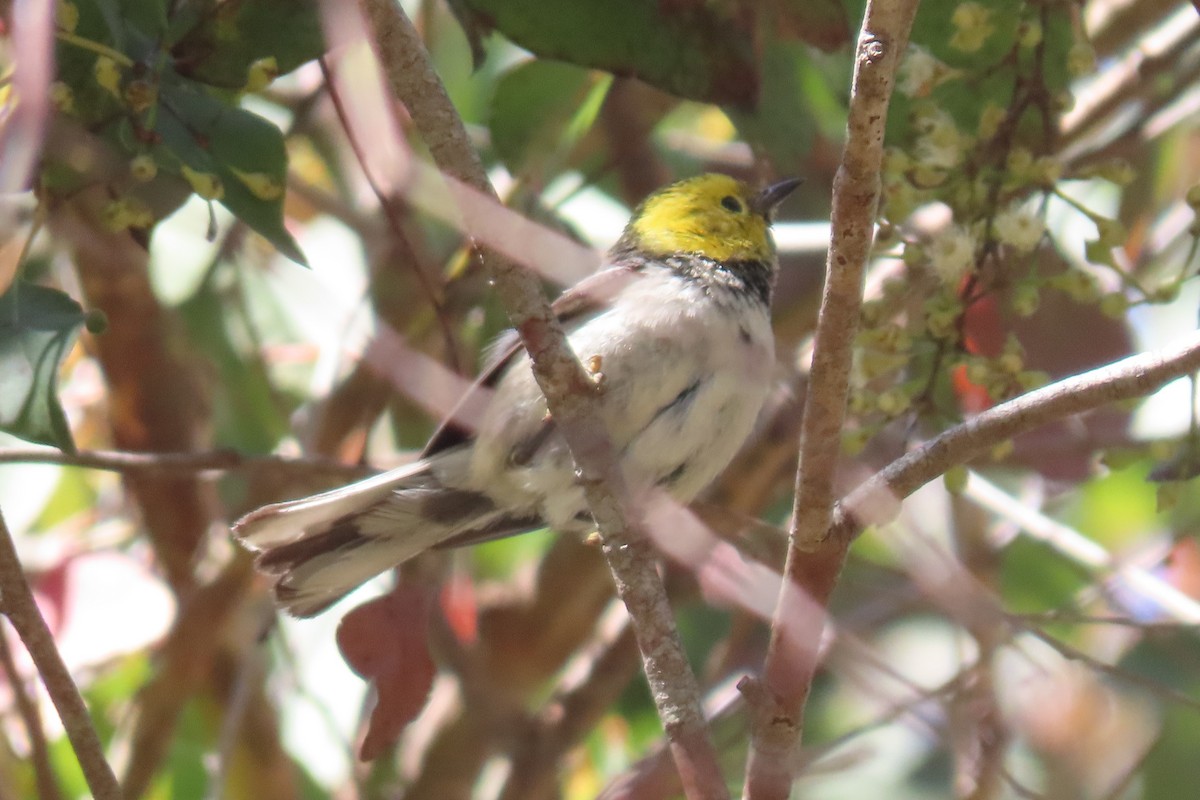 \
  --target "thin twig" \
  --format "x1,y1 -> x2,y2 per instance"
0,447 -> 372,477
317,56 -> 465,373
964,470 -> 1200,624
945,496 -> 1008,800
119,558 -> 255,799
0,508 -> 121,800
1061,9 -> 1200,145
1001,765 -> 1046,800
1012,611 -> 1197,630
0,627 -> 63,800
744,1 -> 917,797
205,644 -> 263,800
404,536 -> 617,798
499,617 -> 640,800
1020,625 -> 1200,714
355,1 -> 728,795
